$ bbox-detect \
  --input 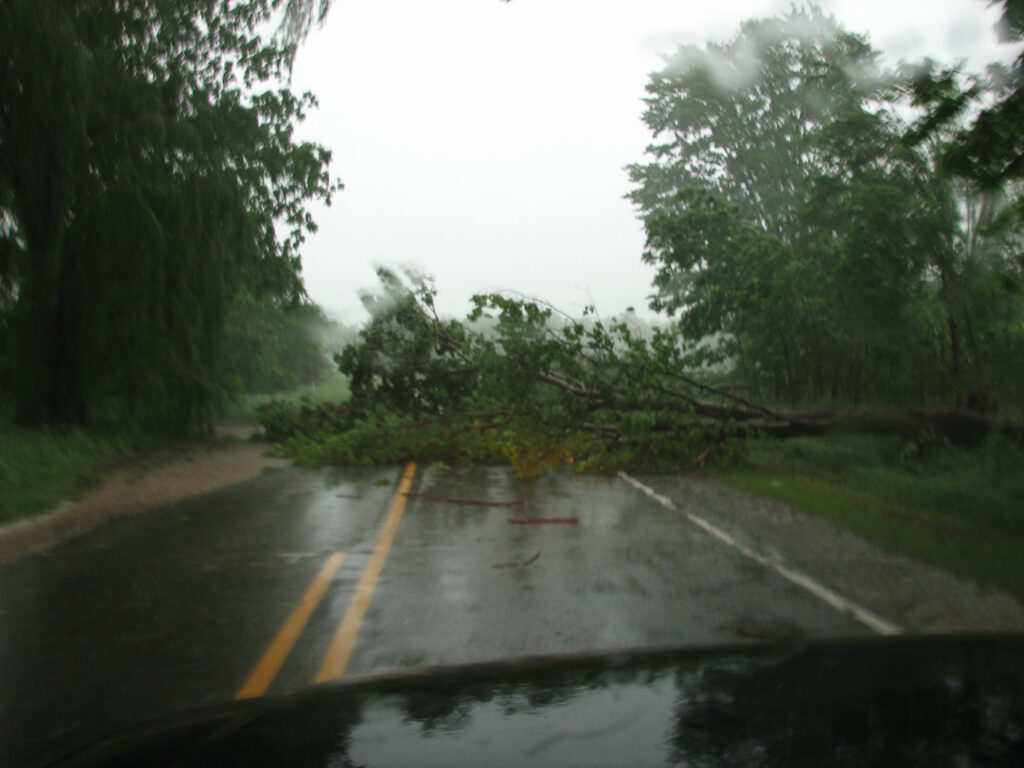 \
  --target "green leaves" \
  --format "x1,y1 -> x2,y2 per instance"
337,269 -> 477,415
628,8 -> 885,235
218,292 -> 331,395
629,8 -> 1024,409
267,270 -> 750,475
0,0 -> 339,432
905,0 -> 1024,191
